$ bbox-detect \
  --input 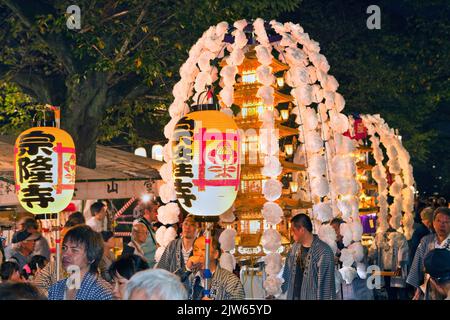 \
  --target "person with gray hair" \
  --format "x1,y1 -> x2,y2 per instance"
124,269 -> 187,300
